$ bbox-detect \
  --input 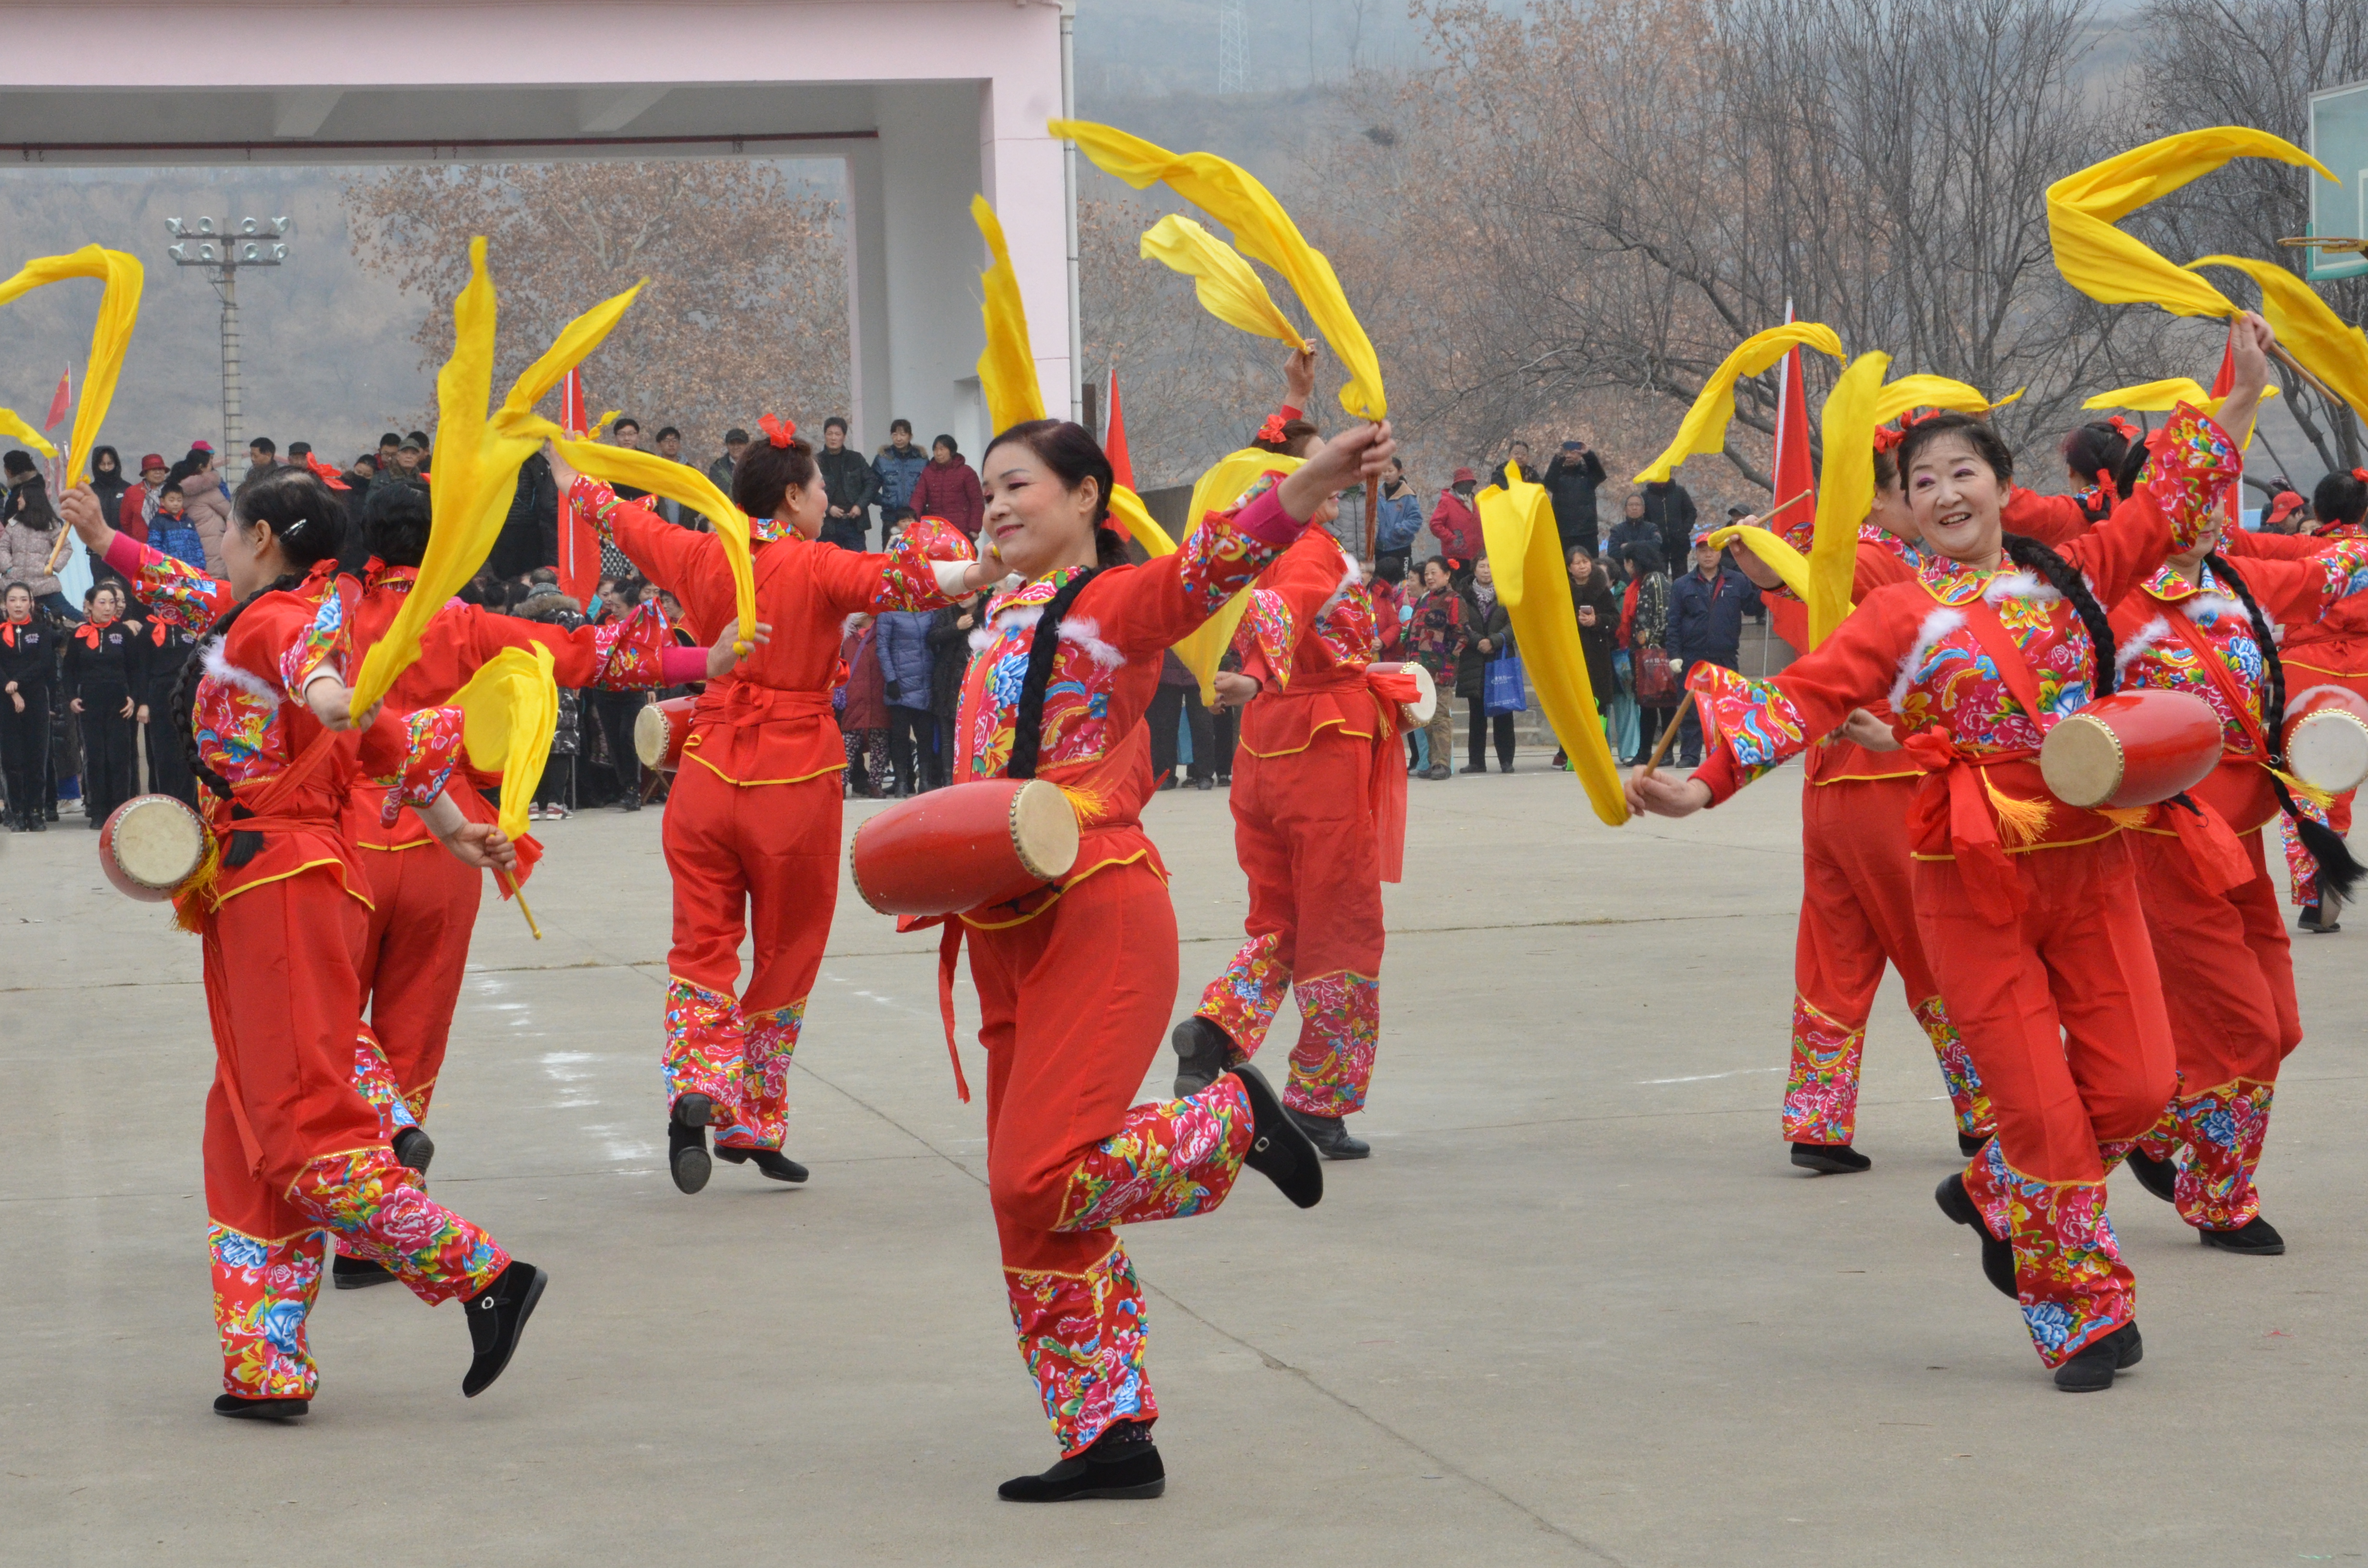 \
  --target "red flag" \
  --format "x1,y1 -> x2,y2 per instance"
559,366 -> 586,437
1767,304 -> 1815,546
44,365 -> 70,430
2207,319 -> 2243,530
2208,319 -> 2237,398
554,367 -> 601,604
1104,367 -> 1135,492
